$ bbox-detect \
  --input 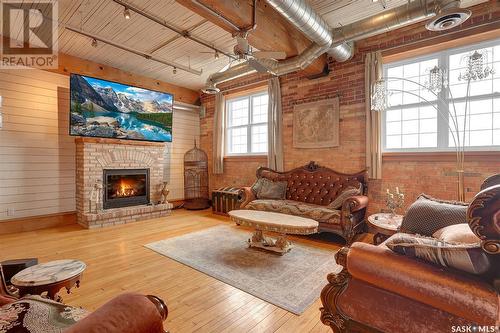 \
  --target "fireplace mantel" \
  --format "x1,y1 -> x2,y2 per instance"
75,138 -> 171,228
74,137 -> 166,147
